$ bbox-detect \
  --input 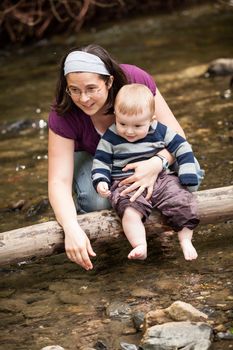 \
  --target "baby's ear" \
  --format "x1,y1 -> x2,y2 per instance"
151,114 -> 156,121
